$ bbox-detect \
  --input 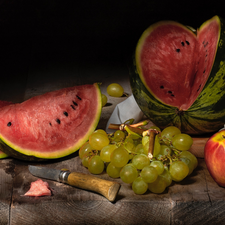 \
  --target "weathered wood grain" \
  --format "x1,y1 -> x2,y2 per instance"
0,159 -> 15,225
7,157 -> 225,225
